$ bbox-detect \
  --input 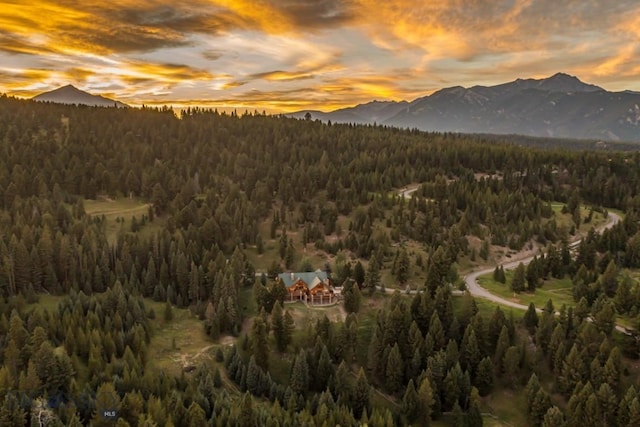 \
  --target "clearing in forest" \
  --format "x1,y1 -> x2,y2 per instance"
84,197 -> 161,243
145,299 -> 218,377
